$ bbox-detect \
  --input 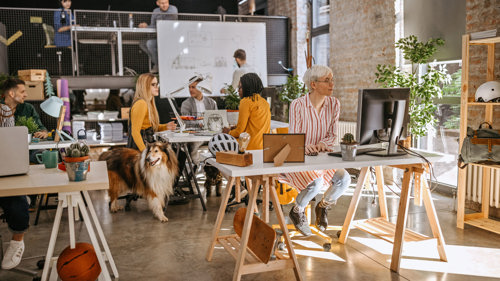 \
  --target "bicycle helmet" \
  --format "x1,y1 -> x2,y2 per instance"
208,133 -> 239,156
475,81 -> 500,102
